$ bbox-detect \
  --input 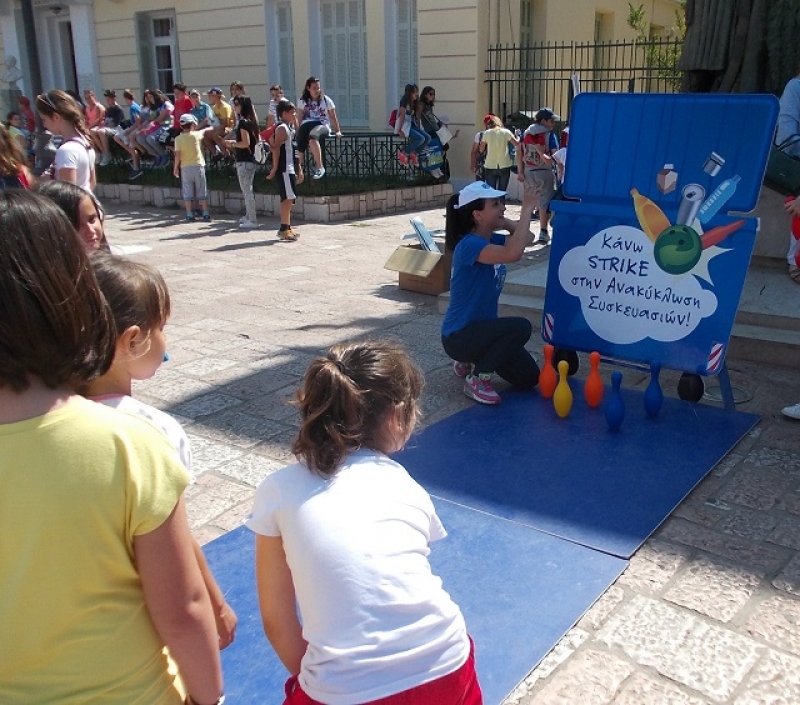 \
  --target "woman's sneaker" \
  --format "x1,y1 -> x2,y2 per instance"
397,150 -> 409,167
239,219 -> 258,230
783,403 -> 800,420
409,152 -> 419,167
453,361 -> 472,378
278,228 -> 298,241
463,374 -> 500,405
